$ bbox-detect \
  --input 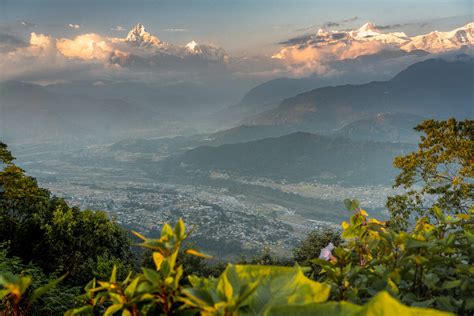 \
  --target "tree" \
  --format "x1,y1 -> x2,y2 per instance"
387,119 -> 473,228
0,142 -> 134,285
